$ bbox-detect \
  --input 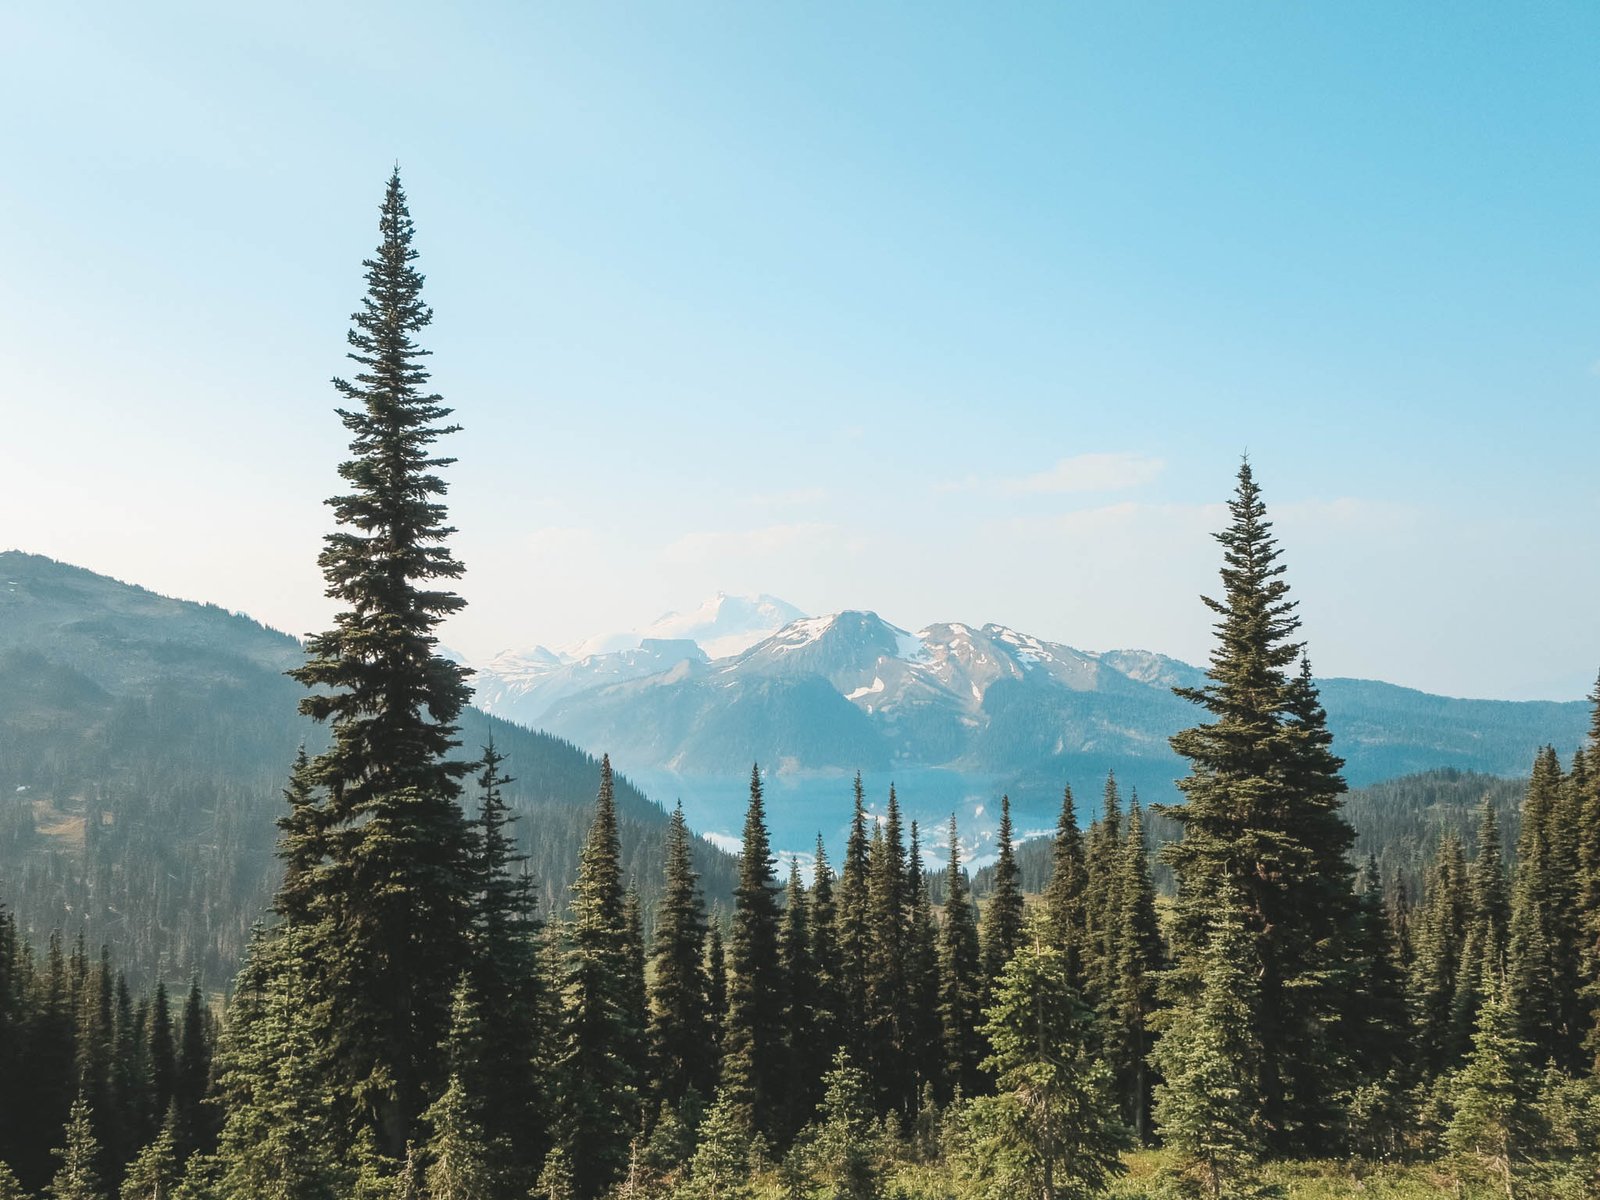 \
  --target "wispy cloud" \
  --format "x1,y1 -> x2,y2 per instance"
938,452 -> 1166,496
1004,452 -> 1166,494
